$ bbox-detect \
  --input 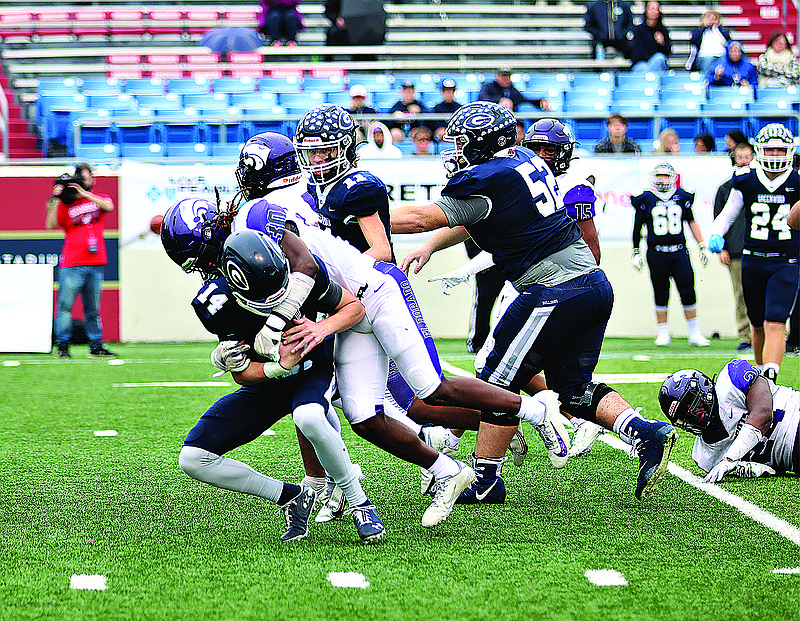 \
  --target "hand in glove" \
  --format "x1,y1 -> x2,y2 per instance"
708,234 -> 724,253
734,462 -> 777,478
630,250 -> 644,272
254,314 -> 287,361
211,340 -> 250,373
428,269 -> 471,295
703,458 -> 738,483
698,244 -> 709,267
